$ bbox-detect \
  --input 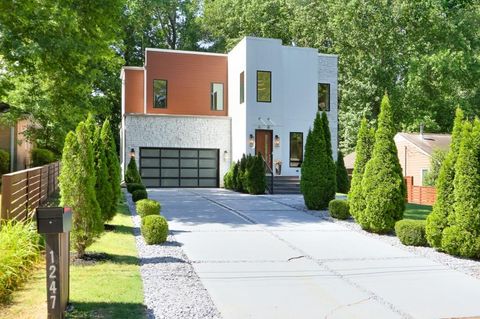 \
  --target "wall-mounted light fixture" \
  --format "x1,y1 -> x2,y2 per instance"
249,134 -> 255,148
130,148 -> 136,158
274,135 -> 280,147
223,150 -> 229,161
